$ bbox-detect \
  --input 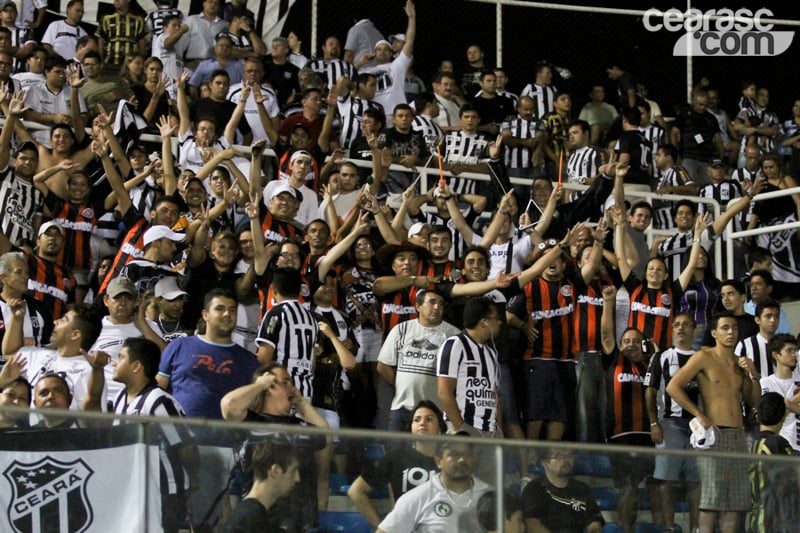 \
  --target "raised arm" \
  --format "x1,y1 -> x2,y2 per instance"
158,115 -> 178,196
319,322 -> 356,370
600,285 -> 617,355
224,83 -> 250,145
220,372 -> 274,421
317,215 -> 370,281
677,212 -> 711,291
96,139 -> 132,215
580,218 -> 608,284
176,71 -> 192,137
612,205 -> 633,282
478,190 -> 516,249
